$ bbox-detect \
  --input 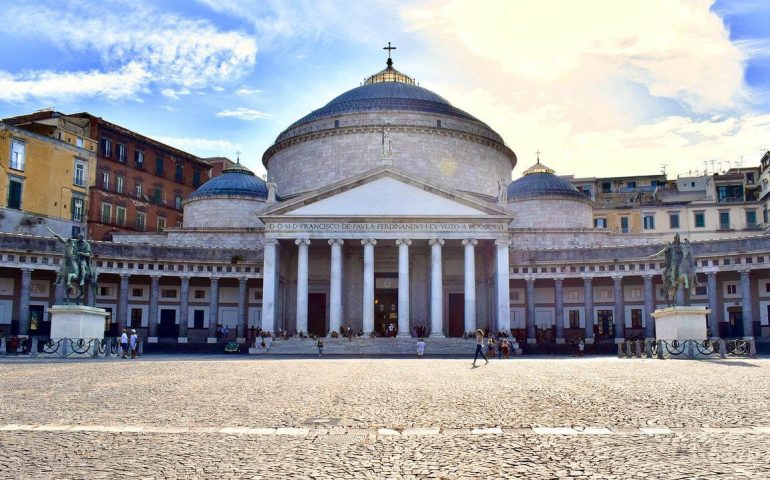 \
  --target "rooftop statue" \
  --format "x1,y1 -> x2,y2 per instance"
649,233 -> 701,306
49,227 -> 99,305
